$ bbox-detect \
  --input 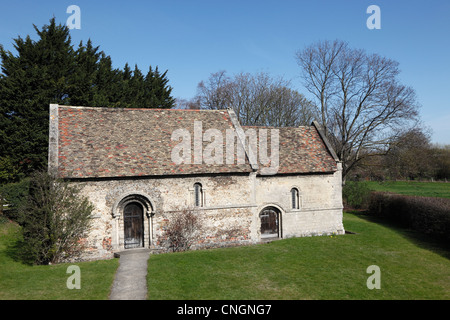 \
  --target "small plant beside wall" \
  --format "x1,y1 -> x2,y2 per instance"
17,171 -> 94,265
164,208 -> 203,252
